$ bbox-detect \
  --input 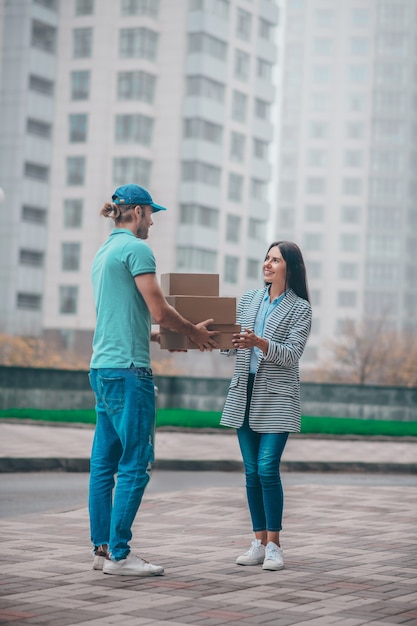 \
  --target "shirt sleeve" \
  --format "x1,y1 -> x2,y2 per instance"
123,239 -> 156,277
